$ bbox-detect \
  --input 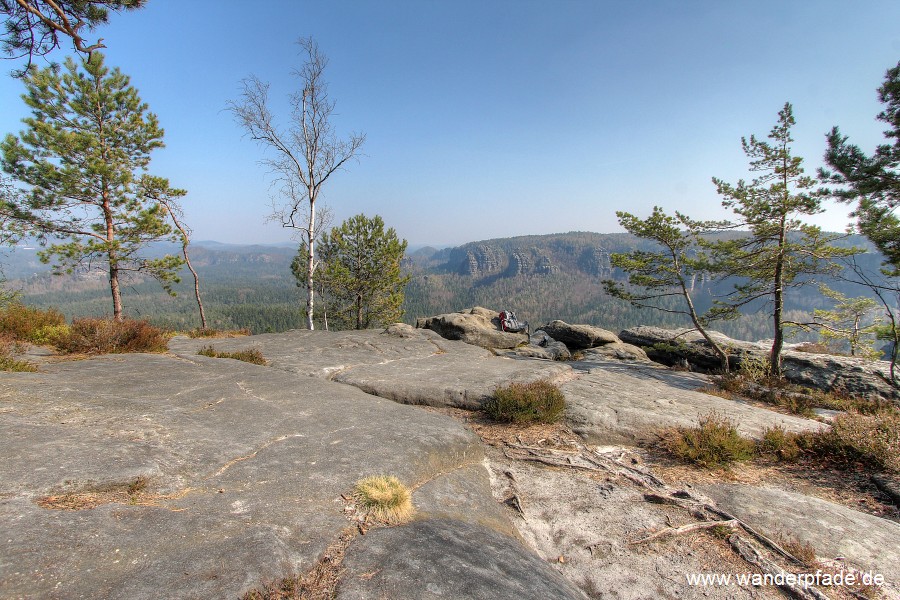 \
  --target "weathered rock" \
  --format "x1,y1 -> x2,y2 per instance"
0,352 -> 565,599
699,484 -> 900,596
416,307 -> 529,350
561,355 -> 824,444
583,342 -> 649,362
498,330 -> 572,361
541,320 -> 621,350
338,518 -> 586,600
620,326 -> 900,400
169,327 -> 574,410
